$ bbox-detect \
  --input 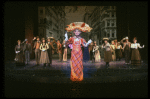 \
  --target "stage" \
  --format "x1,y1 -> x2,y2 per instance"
4,59 -> 148,98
